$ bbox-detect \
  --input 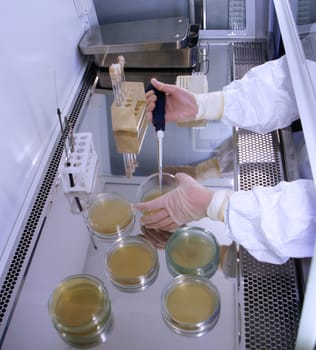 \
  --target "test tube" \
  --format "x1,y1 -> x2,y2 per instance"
109,64 -> 124,106
117,56 -> 127,100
